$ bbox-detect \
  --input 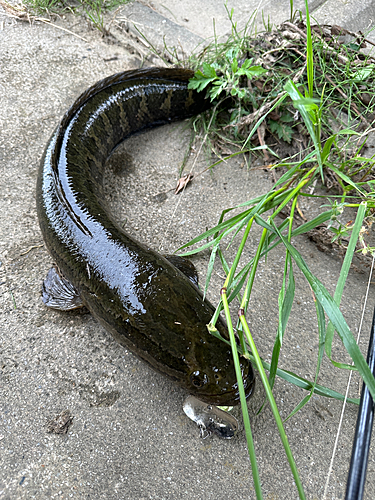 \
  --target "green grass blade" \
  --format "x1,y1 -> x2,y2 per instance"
286,296 -> 326,420
321,134 -> 337,163
240,228 -> 268,315
239,314 -> 306,499
269,199 -> 297,392
177,209 -> 252,252
325,202 -> 367,359
205,325 -> 359,404
203,243 -> 219,299
177,185 -> 298,257
286,393 -> 312,421
225,217 -> 254,288
326,162 -> 368,197
291,210 -> 334,235
177,188 -> 281,254
260,358 -> 359,404
221,291 -> 263,499
284,80 -> 322,169
228,210 -> 333,300
304,0 -> 313,98
269,258 -> 295,389
271,218 -> 375,401
243,92 -> 288,150
217,247 -> 230,275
